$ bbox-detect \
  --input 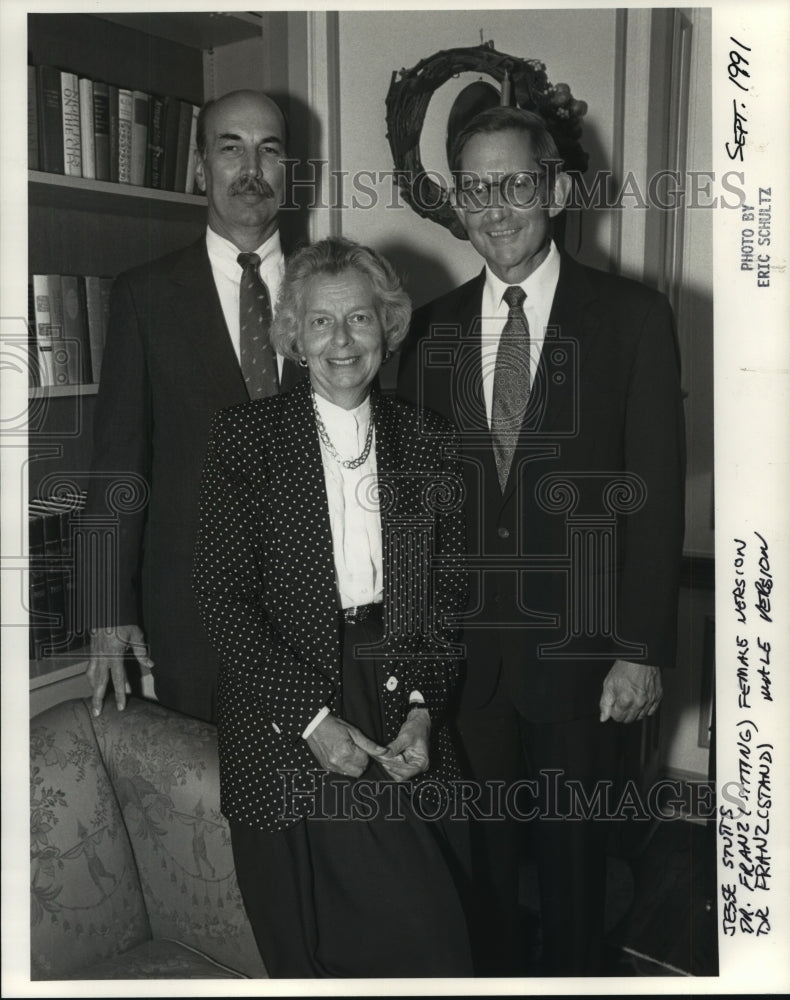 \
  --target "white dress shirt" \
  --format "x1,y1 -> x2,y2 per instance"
205,225 -> 286,378
480,239 -> 561,427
